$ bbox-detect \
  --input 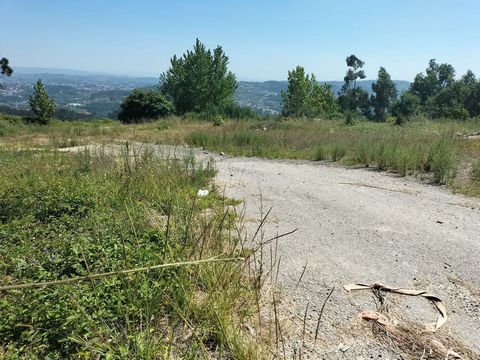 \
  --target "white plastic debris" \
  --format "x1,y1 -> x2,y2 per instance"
197,189 -> 209,197
220,151 -> 225,156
